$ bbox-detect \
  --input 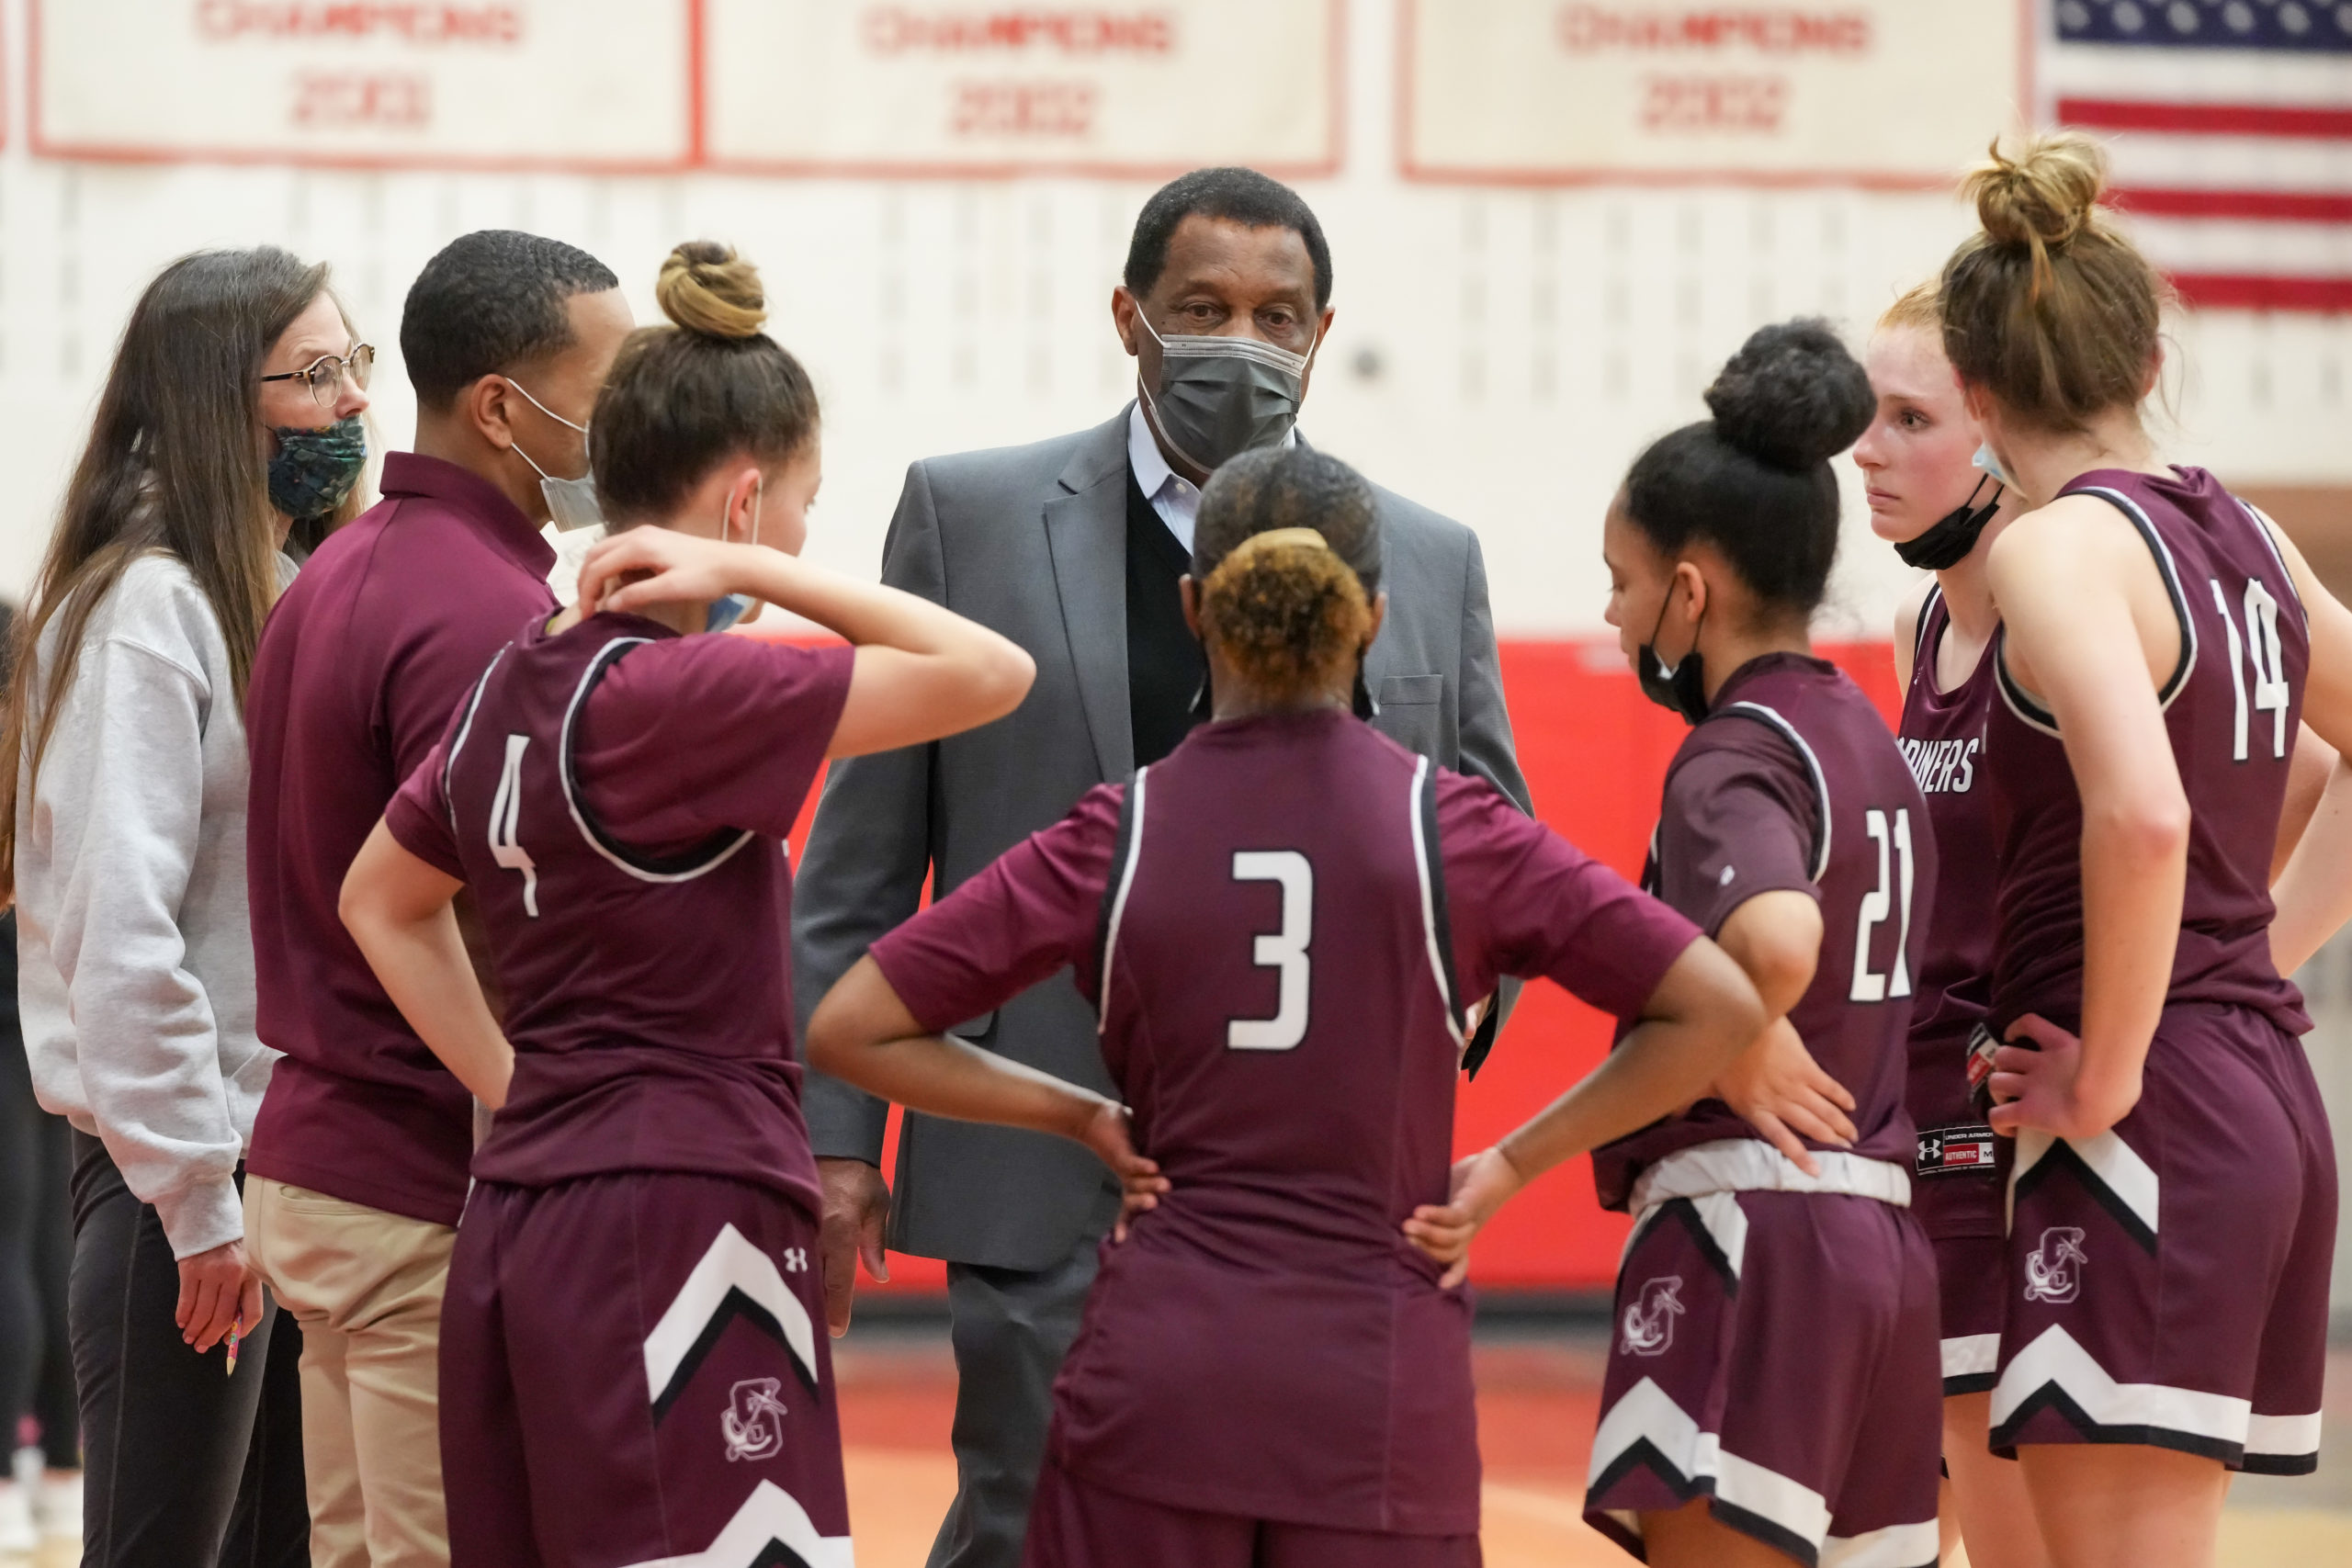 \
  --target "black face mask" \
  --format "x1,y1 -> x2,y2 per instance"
1635,585 -> 1710,726
1893,476 -> 2005,571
